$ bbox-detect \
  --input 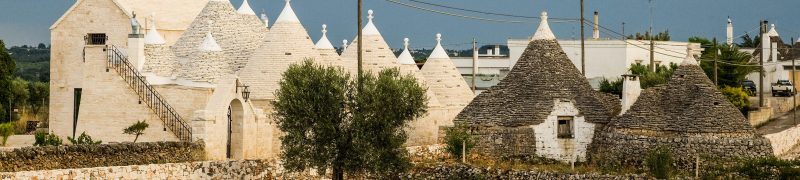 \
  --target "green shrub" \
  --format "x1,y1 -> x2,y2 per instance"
0,123 -> 14,146
33,131 -> 62,146
714,157 -> 800,179
67,132 -> 102,145
719,86 -> 750,113
646,146 -> 673,179
444,127 -> 475,161
123,120 -> 148,143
